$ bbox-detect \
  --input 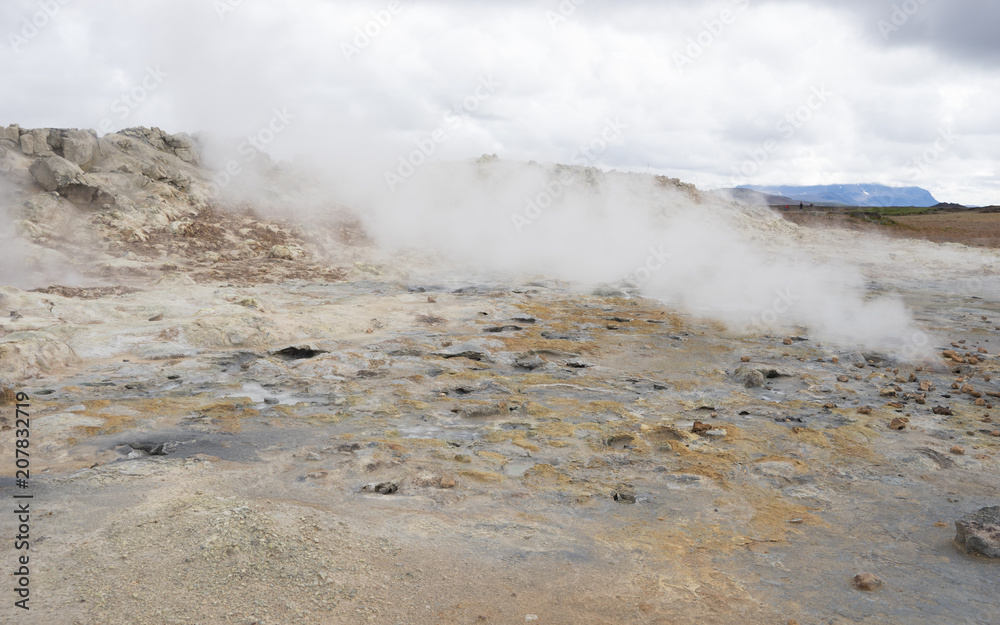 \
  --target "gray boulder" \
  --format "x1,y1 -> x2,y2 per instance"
1,125 -> 19,143
955,506 -> 1000,558
19,128 -> 53,156
732,366 -> 766,388
29,155 -> 83,192
62,130 -> 97,166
